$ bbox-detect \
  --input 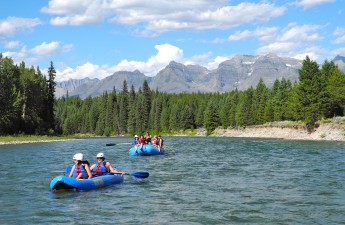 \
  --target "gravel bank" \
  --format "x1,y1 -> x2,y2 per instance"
208,122 -> 345,141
